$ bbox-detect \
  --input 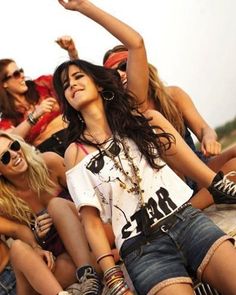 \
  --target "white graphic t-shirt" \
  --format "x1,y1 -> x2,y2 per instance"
66,138 -> 193,250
